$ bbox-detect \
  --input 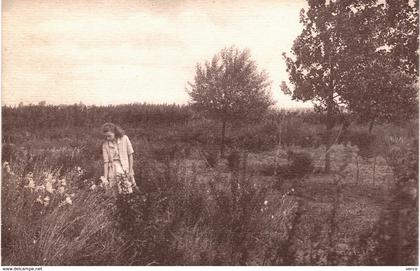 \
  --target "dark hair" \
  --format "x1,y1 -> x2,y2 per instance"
102,122 -> 125,139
